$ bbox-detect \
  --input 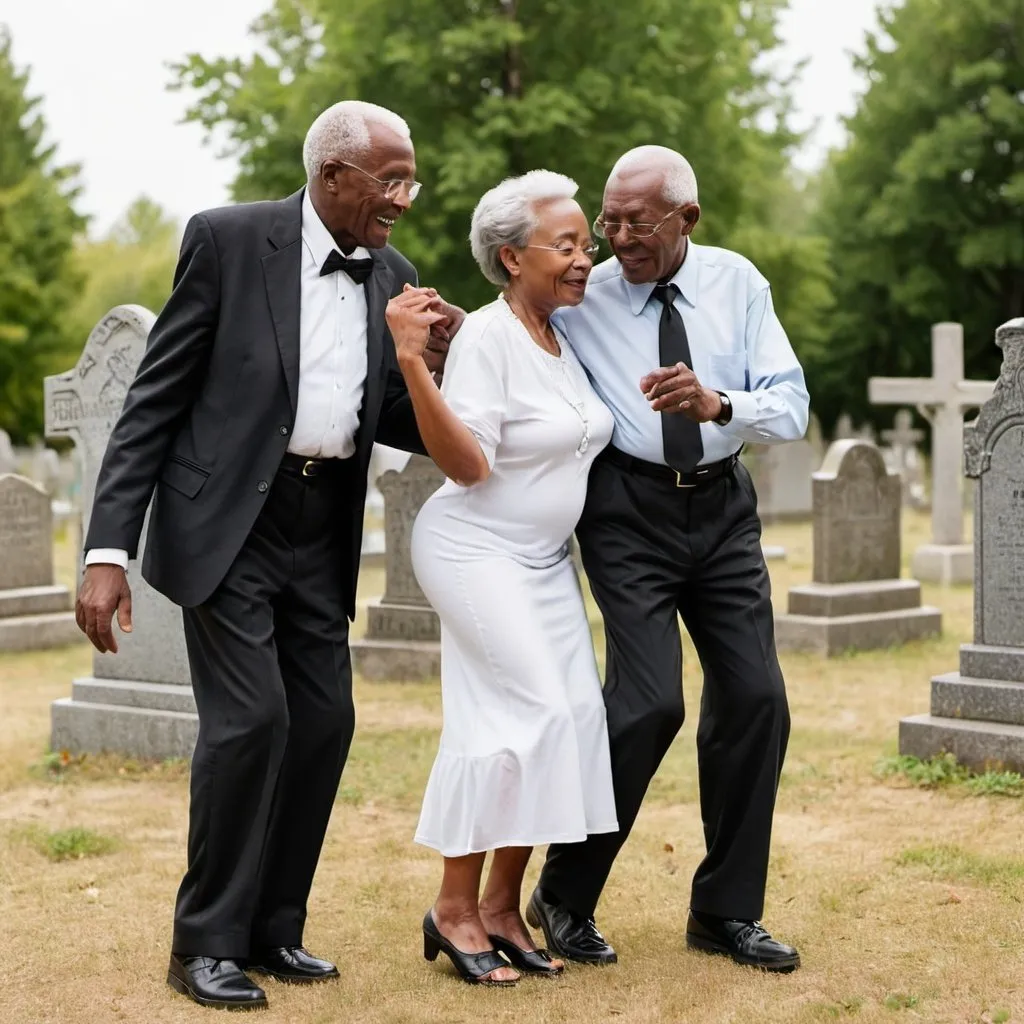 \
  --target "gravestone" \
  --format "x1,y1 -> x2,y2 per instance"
744,437 -> 820,523
881,409 -> 928,509
0,474 -> 82,651
869,323 -> 995,583
351,454 -> 443,680
775,440 -> 941,656
901,319 -> 1024,769
45,306 -> 197,760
